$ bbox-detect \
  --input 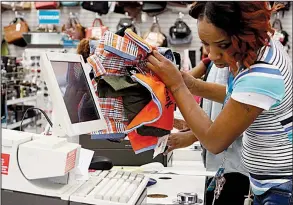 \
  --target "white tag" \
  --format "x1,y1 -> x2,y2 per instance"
153,135 -> 169,159
74,148 -> 94,181
16,23 -> 21,31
